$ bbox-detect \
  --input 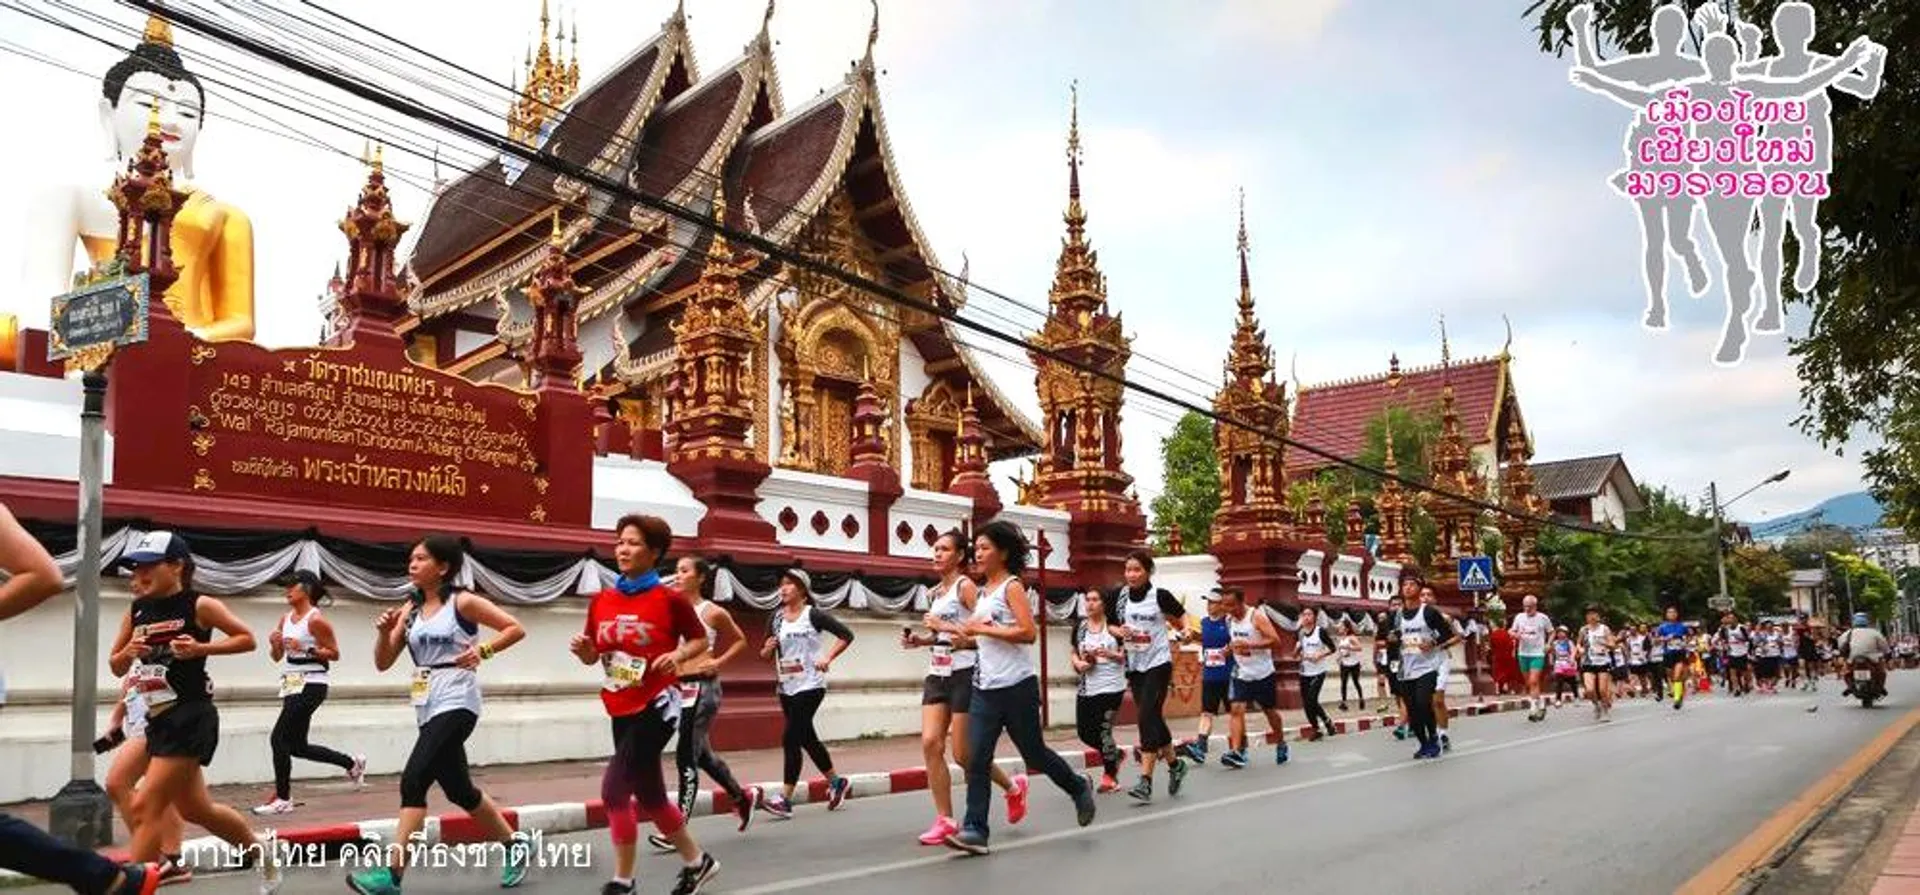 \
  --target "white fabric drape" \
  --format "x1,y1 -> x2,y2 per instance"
703,566 -> 931,613
1264,604 -> 1380,635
